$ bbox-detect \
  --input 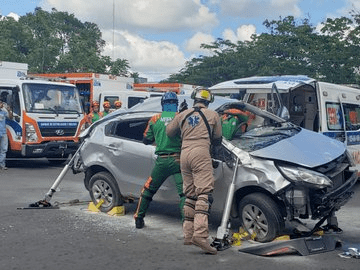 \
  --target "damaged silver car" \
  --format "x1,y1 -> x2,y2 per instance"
72,96 -> 357,242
